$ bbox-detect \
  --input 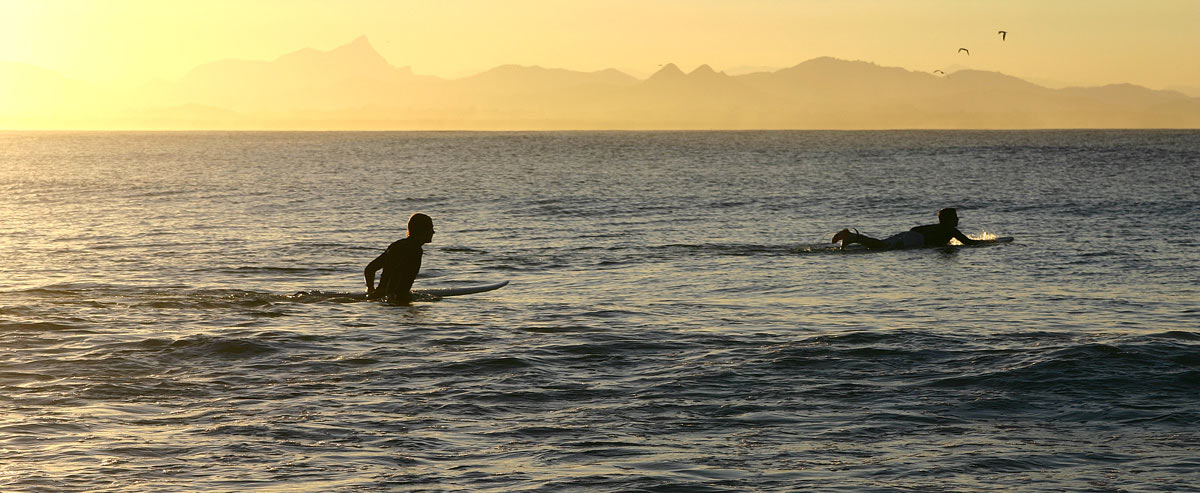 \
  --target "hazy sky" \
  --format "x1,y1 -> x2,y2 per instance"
2,0 -> 1197,89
